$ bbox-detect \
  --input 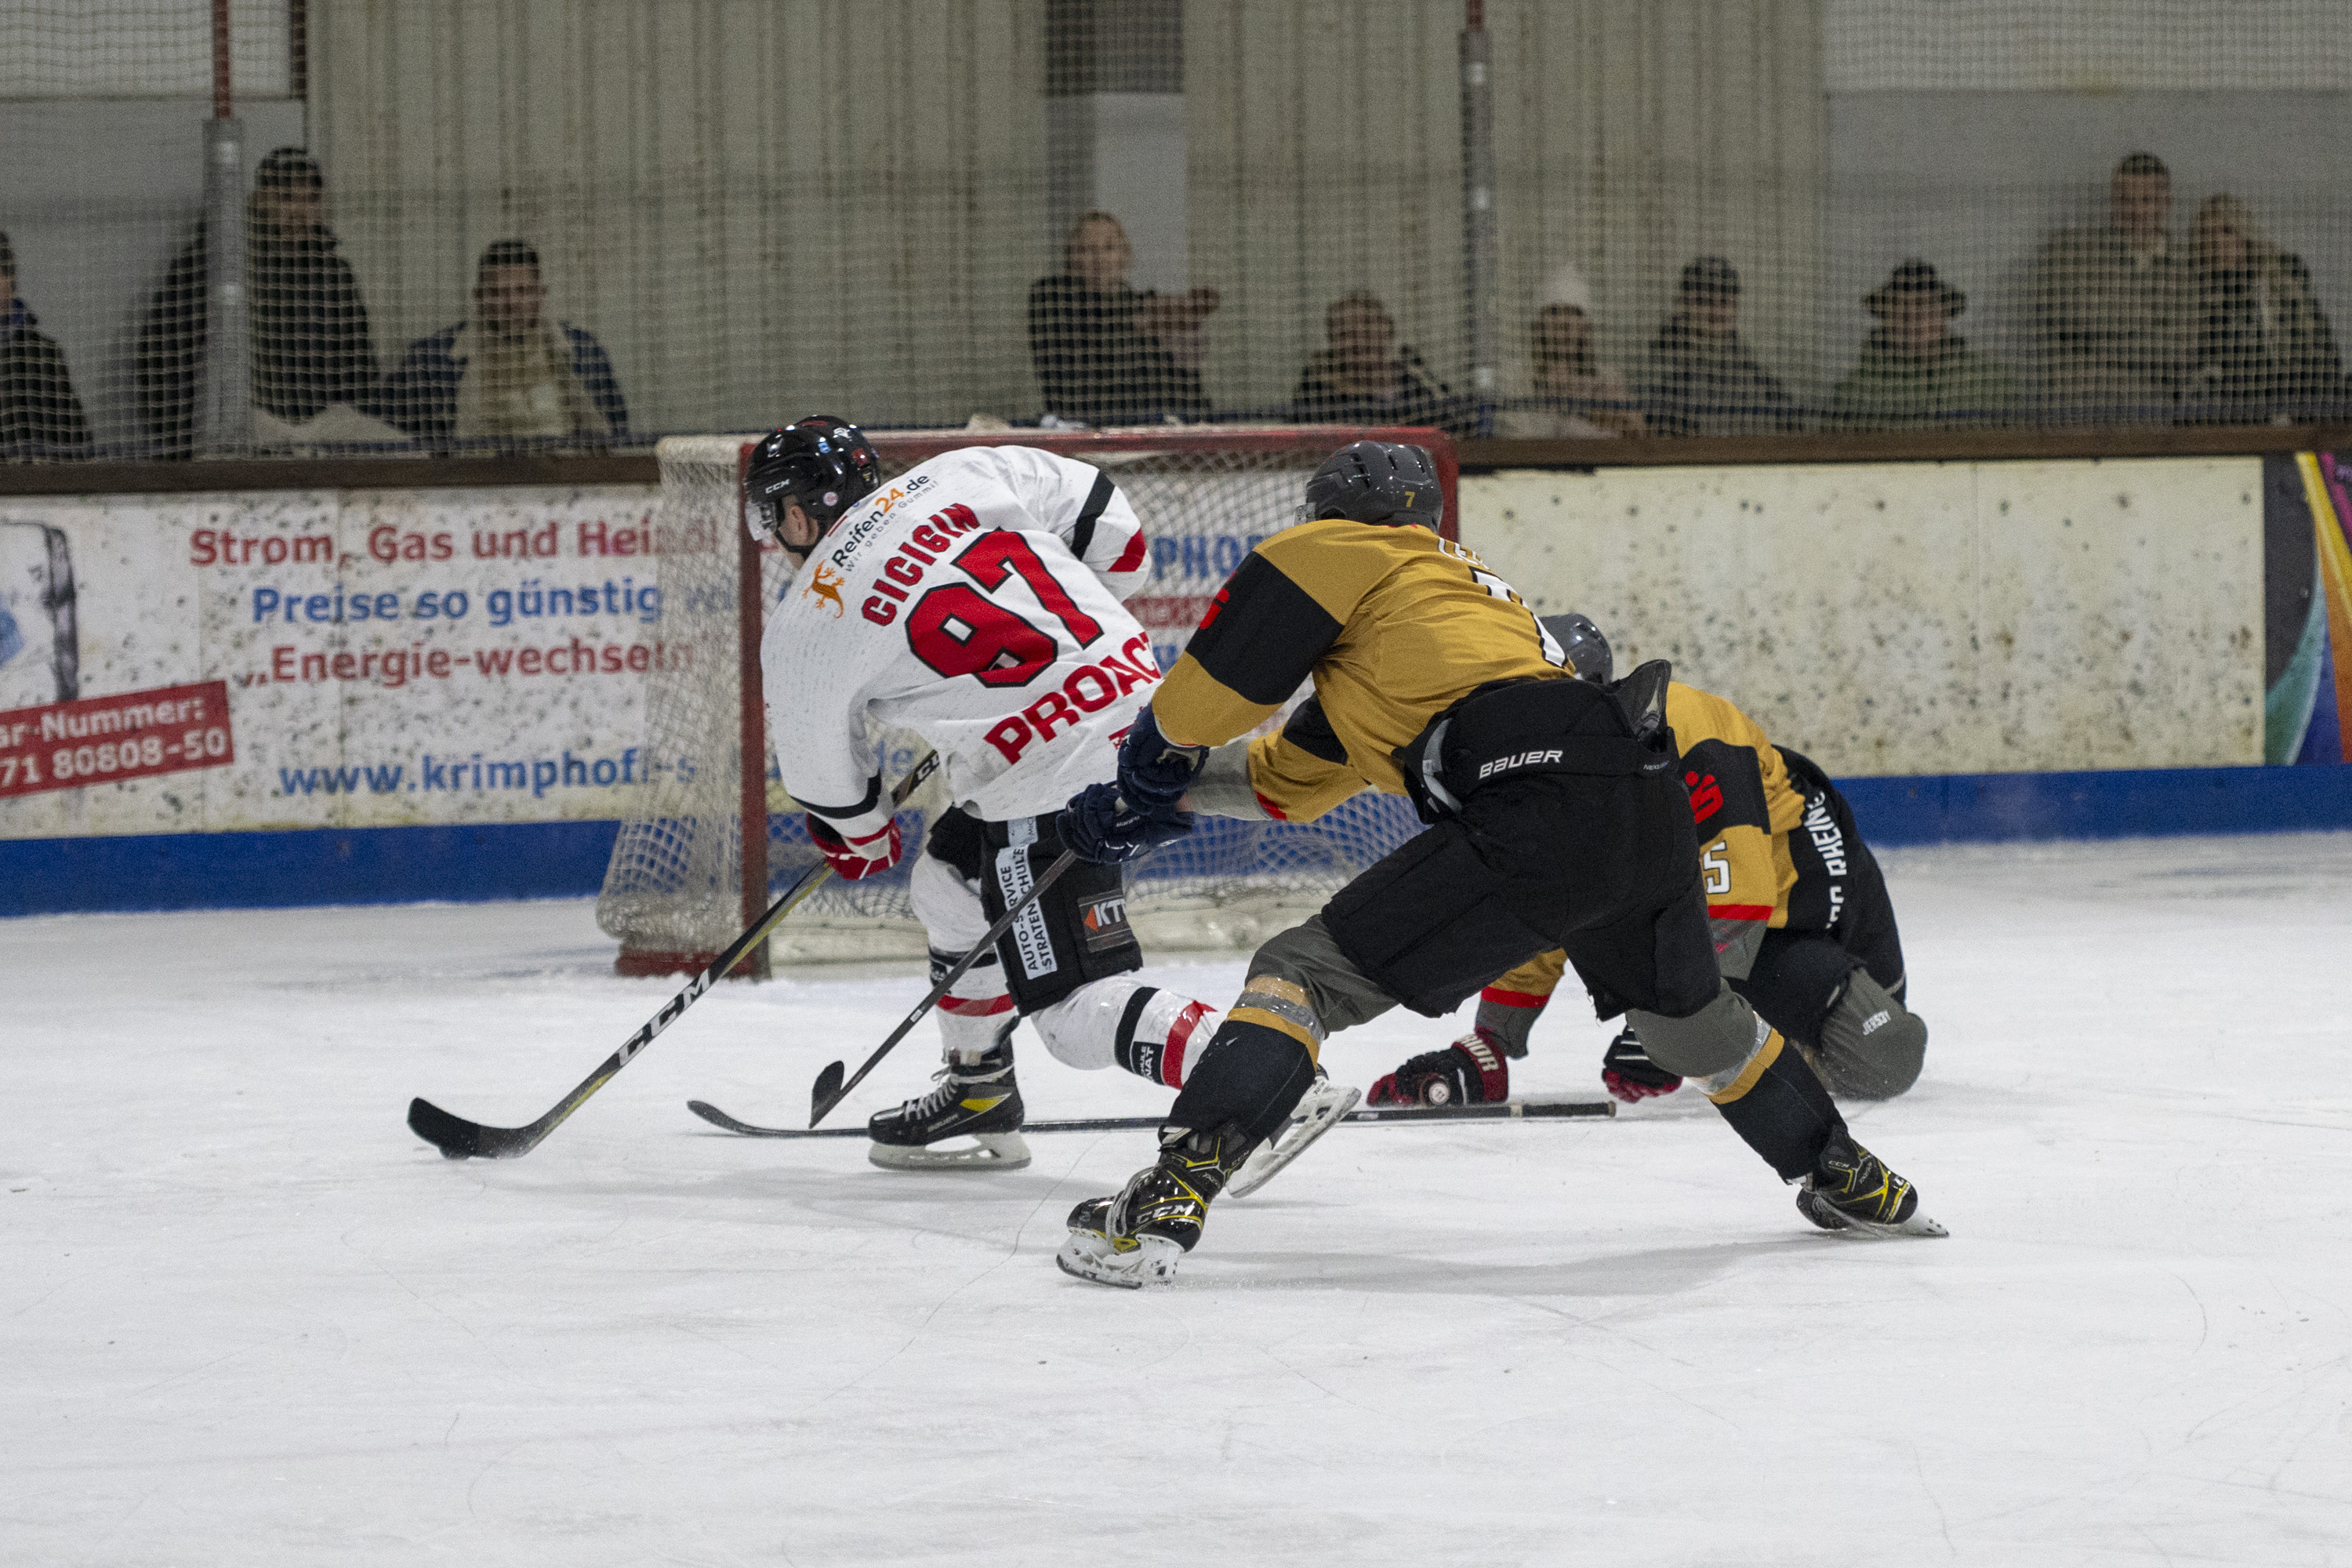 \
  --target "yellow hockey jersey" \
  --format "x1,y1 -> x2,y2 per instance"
1152,516 -> 1572,810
